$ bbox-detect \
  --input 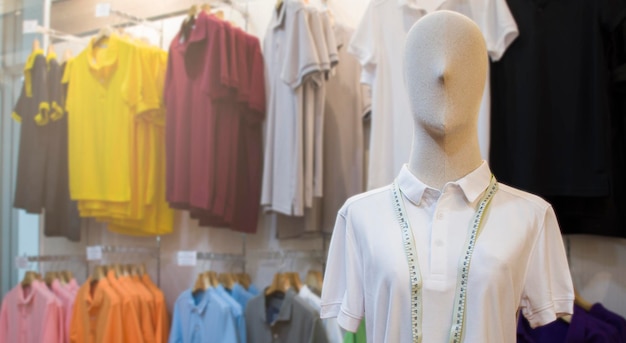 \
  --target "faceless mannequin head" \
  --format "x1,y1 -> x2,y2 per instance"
404,10 -> 488,137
